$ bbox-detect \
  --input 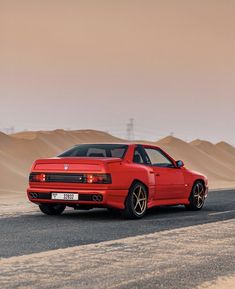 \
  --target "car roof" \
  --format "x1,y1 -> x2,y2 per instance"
73,143 -> 160,148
